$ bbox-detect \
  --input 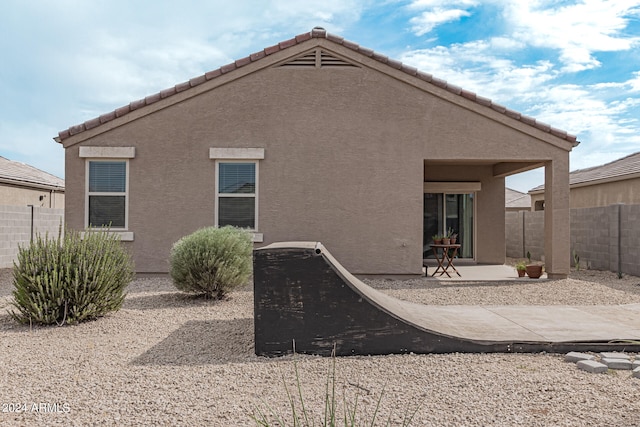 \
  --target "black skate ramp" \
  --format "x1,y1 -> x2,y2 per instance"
253,242 -> 640,357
